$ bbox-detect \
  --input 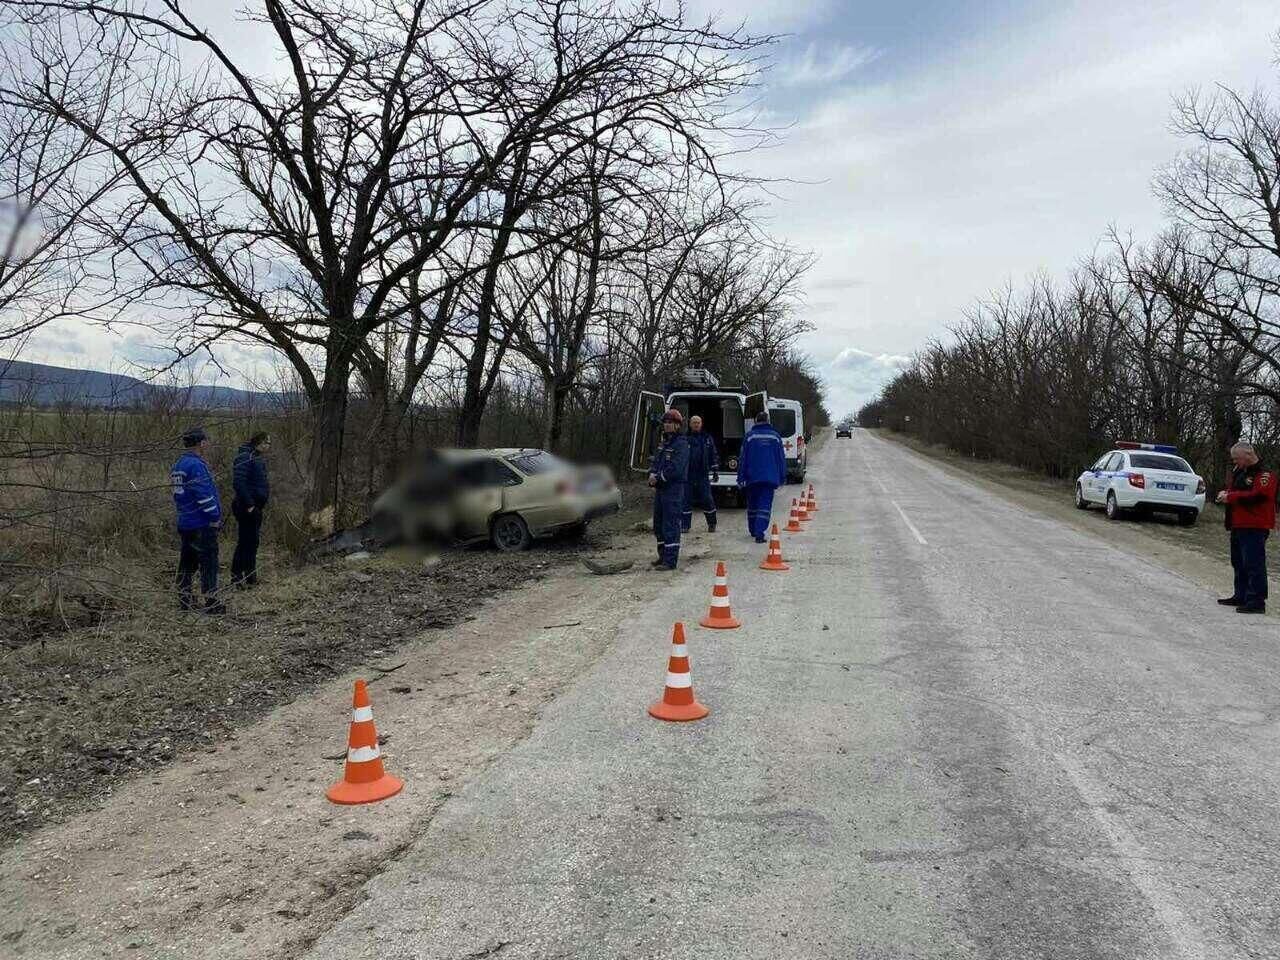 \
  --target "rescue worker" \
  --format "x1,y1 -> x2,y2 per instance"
1215,441 -> 1276,614
681,414 -> 719,533
231,431 -> 271,588
648,409 -> 690,570
171,427 -> 225,614
736,410 -> 787,542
